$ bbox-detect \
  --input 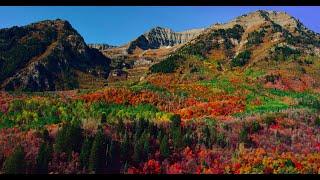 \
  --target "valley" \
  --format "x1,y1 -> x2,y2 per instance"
0,10 -> 320,174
